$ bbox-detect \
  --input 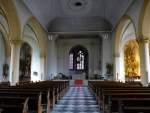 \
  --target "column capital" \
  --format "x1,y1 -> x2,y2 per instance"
10,40 -> 22,45
48,34 -> 58,41
136,36 -> 150,44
